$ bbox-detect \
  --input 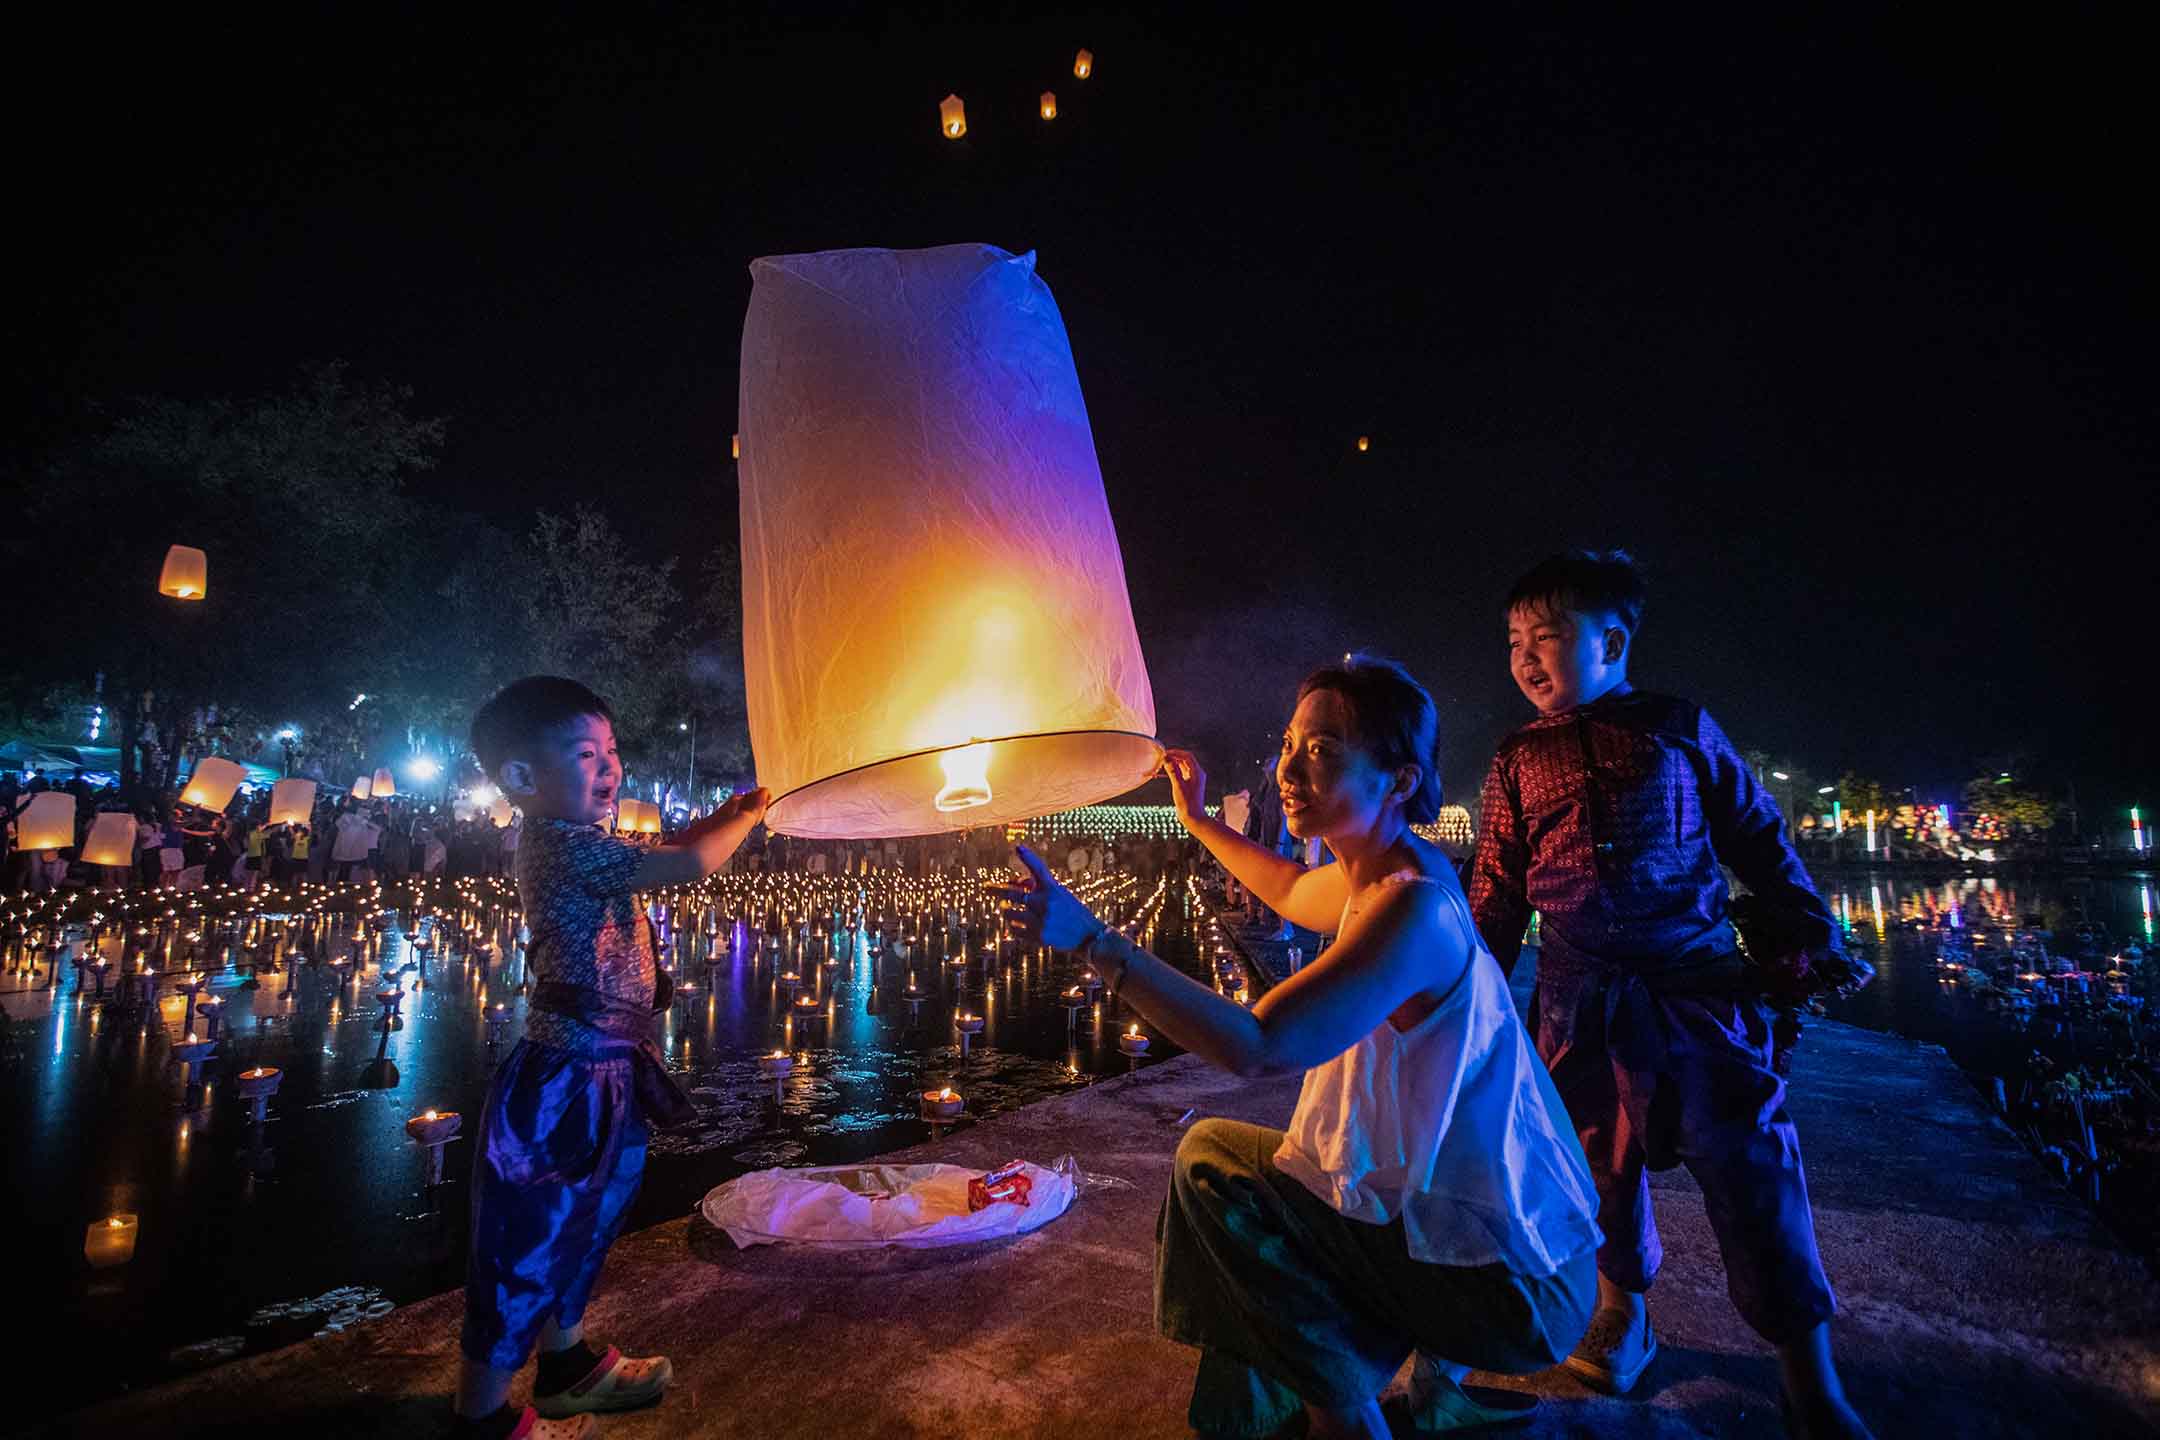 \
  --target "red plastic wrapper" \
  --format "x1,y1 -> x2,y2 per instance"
967,1159 -> 1033,1212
